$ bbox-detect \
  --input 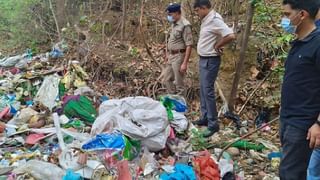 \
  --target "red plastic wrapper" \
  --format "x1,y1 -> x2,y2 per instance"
193,150 -> 220,180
